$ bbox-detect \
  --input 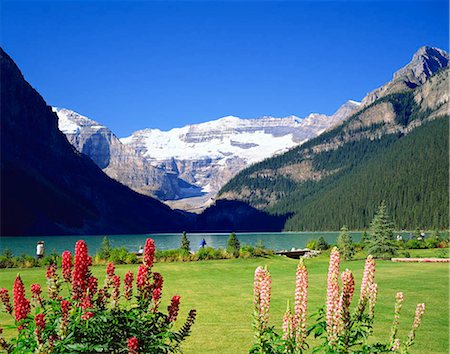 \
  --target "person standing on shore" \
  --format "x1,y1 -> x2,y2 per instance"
36,241 -> 45,260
